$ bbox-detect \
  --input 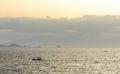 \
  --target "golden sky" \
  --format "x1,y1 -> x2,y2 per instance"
0,0 -> 120,18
